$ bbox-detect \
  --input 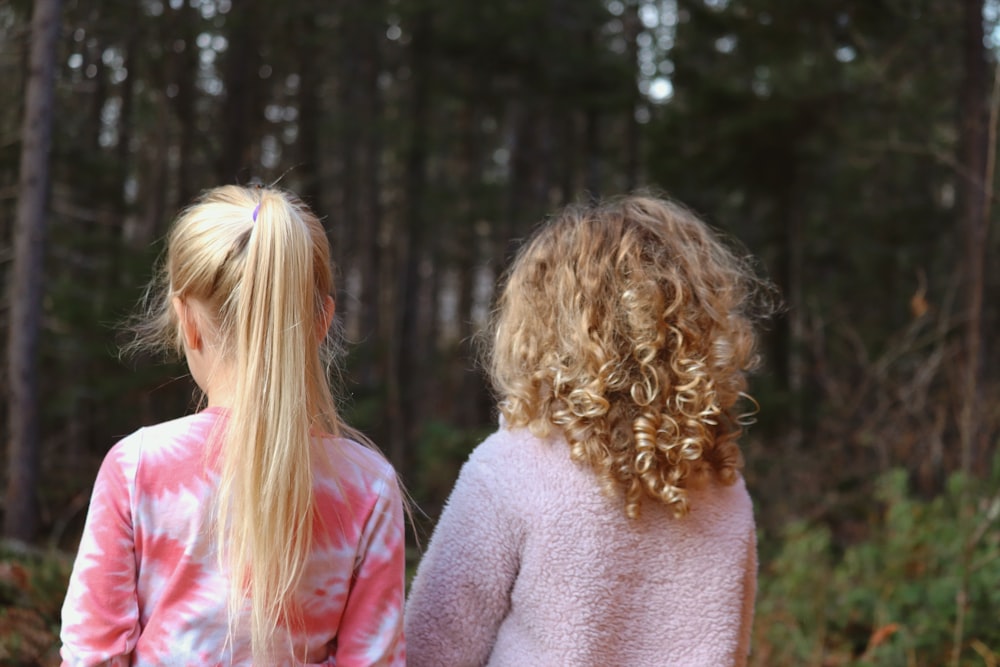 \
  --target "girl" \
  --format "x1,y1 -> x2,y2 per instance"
60,185 -> 406,666
405,194 -> 773,666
